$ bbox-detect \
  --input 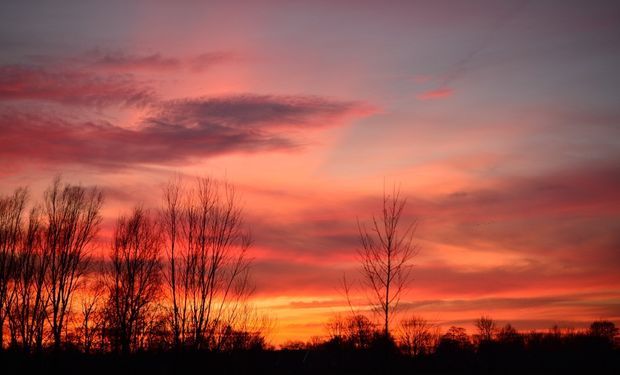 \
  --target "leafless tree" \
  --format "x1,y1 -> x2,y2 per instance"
162,177 -> 252,350
327,313 -> 378,349
7,207 -> 49,352
78,281 -> 104,353
0,188 -> 27,350
357,186 -> 418,339
475,315 -> 497,343
217,304 -> 272,351
399,315 -> 438,356
105,207 -> 162,354
43,177 -> 103,349
161,178 -> 183,348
